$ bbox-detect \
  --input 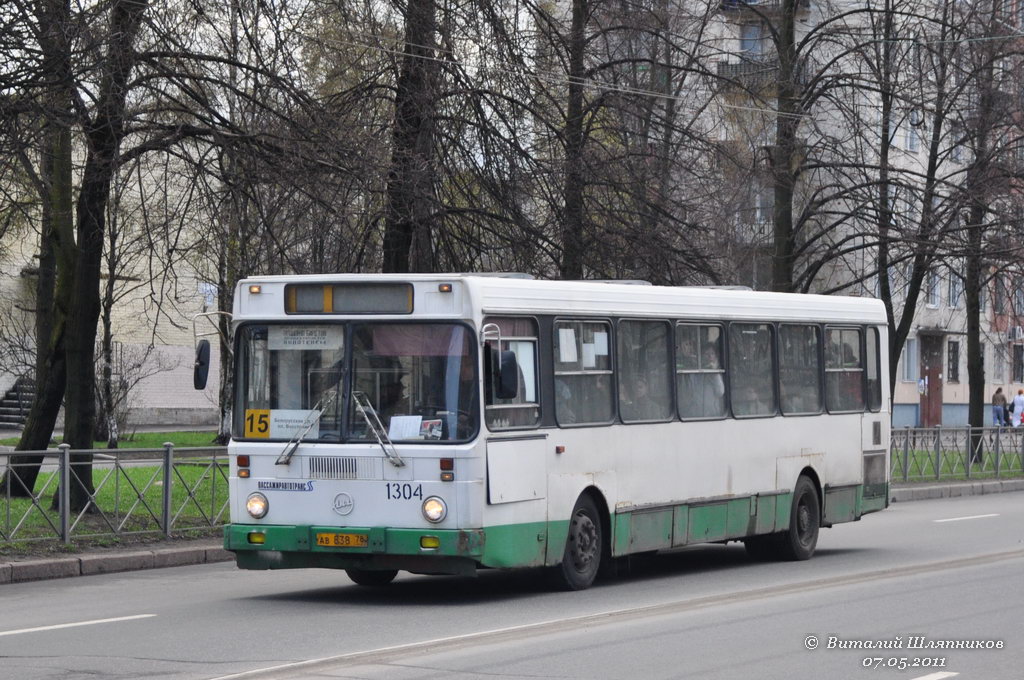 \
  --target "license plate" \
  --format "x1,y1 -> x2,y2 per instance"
316,532 -> 368,548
